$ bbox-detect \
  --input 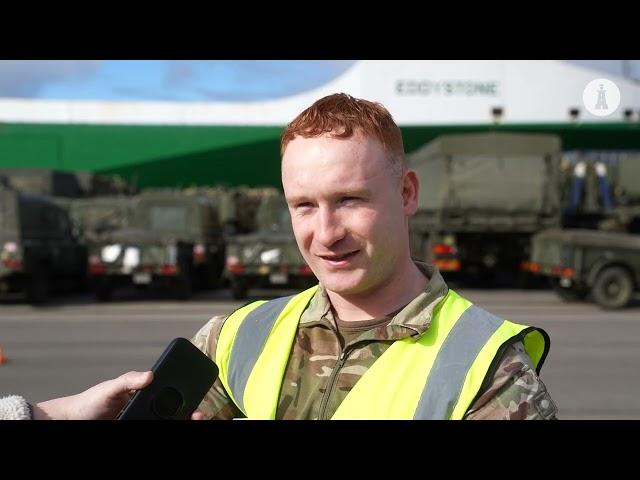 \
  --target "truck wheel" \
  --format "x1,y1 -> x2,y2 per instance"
175,274 -> 193,301
231,278 -> 248,300
592,266 -> 634,309
95,279 -> 113,302
198,266 -> 213,290
550,278 -> 588,302
27,268 -> 49,305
